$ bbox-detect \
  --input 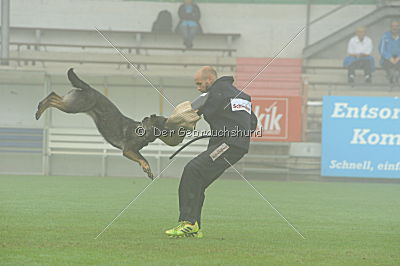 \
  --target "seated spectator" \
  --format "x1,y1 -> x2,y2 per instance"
379,20 -> 400,86
175,0 -> 202,49
343,27 -> 375,84
152,10 -> 173,33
